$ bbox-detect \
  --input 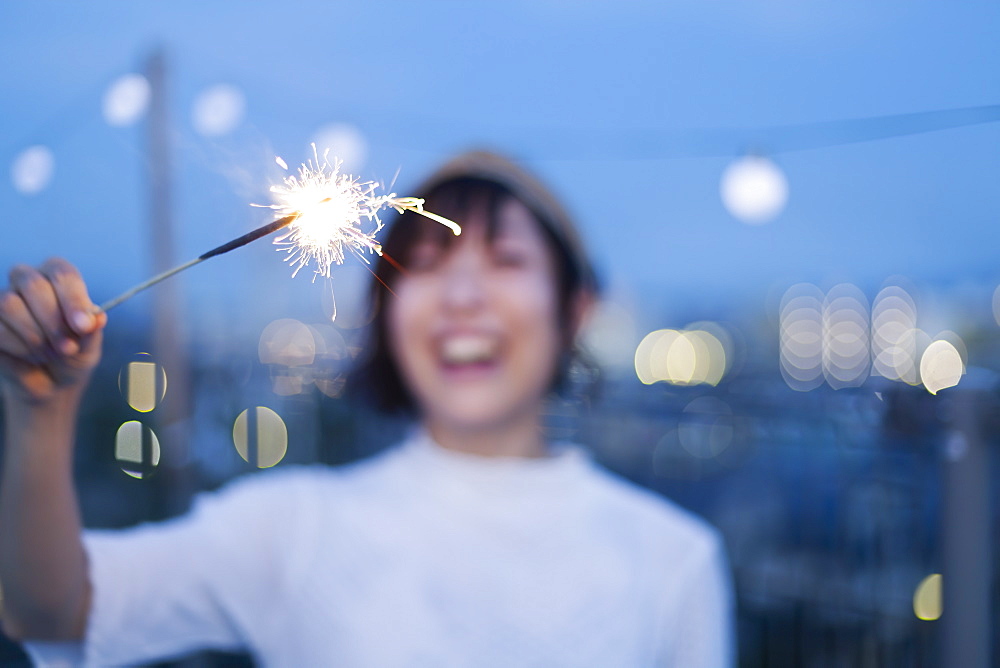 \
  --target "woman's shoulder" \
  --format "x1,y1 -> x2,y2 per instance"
574,457 -> 722,555
91,449 -> 409,547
